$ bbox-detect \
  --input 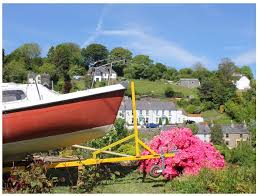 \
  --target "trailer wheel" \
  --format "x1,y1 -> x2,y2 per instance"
149,165 -> 162,178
